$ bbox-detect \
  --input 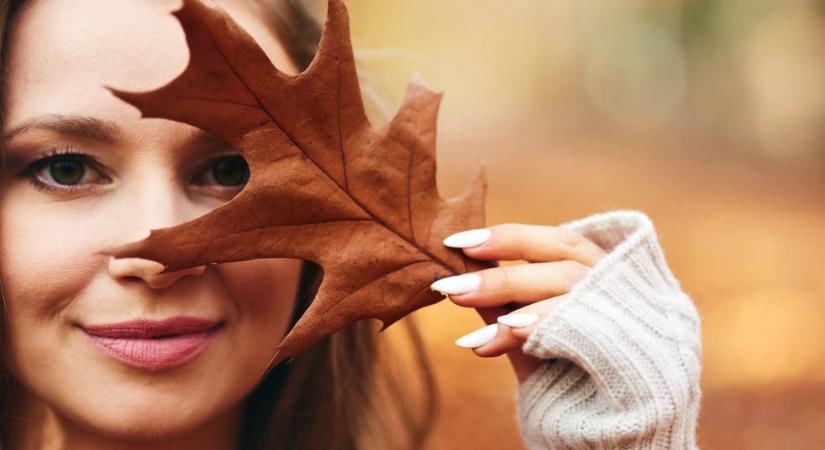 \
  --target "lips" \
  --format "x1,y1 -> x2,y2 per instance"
82,316 -> 222,338
80,316 -> 223,371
